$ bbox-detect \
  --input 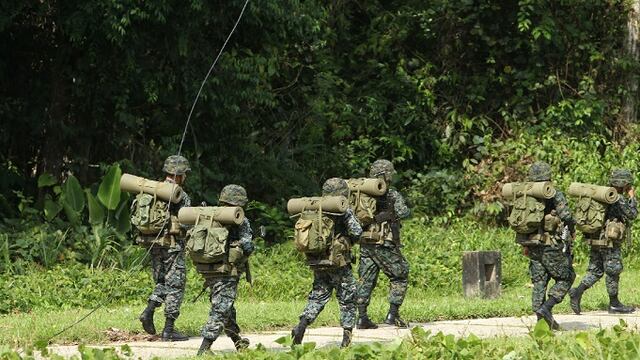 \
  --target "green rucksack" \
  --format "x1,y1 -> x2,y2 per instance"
186,217 -> 229,264
348,191 -> 377,227
131,193 -> 170,234
293,210 -> 335,254
574,197 -> 607,234
507,195 -> 546,234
